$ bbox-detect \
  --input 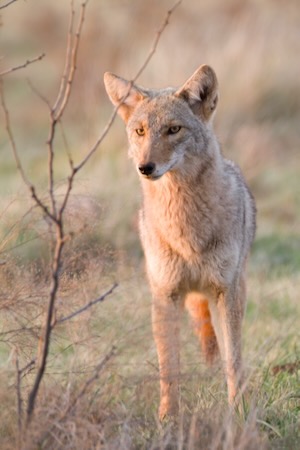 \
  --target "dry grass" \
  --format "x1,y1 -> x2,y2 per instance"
0,0 -> 300,448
